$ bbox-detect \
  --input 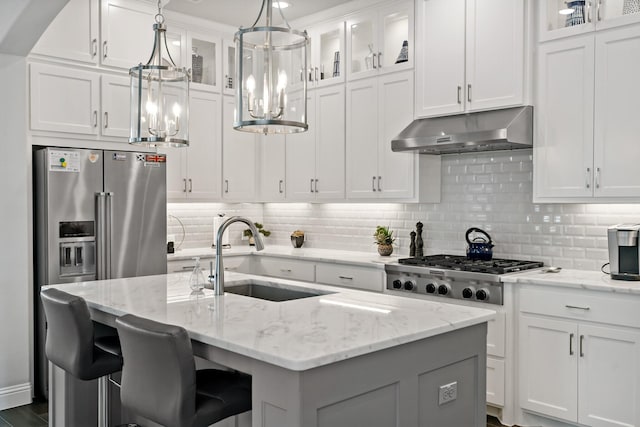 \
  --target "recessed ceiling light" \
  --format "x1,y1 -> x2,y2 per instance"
273,1 -> 290,9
